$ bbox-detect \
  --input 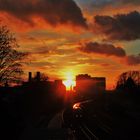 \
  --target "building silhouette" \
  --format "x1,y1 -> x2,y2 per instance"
24,72 -> 66,95
76,74 -> 106,97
